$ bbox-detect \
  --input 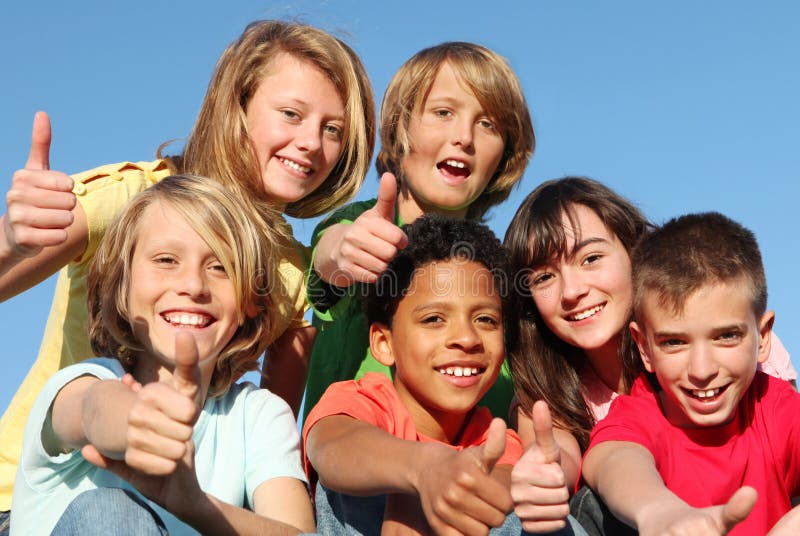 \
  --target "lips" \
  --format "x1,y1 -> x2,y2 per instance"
566,303 -> 605,322
684,384 -> 729,402
277,156 -> 313,176
161,311 -> 215,328
437,158 -> 471,180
